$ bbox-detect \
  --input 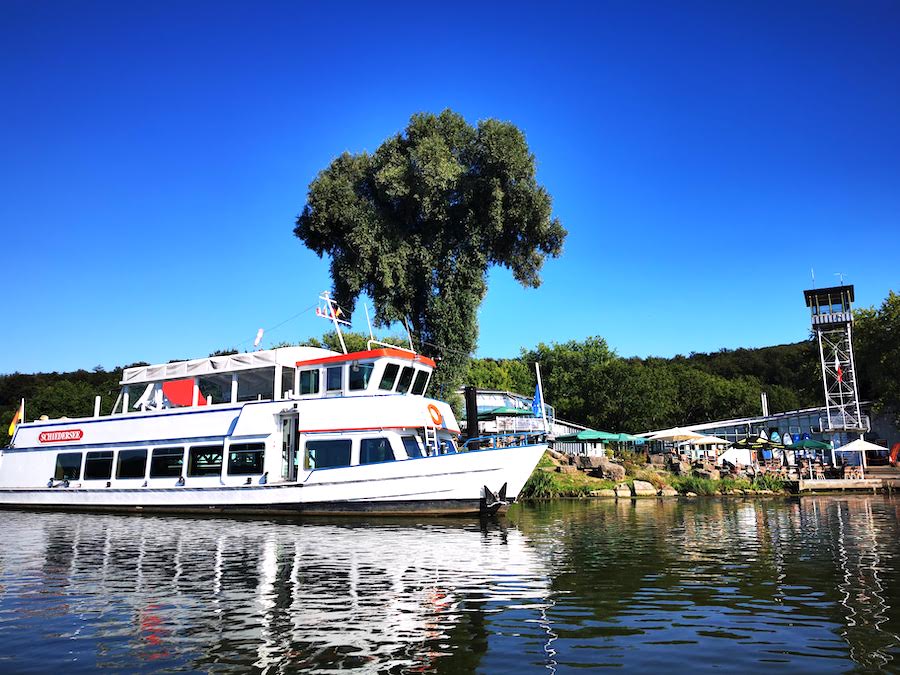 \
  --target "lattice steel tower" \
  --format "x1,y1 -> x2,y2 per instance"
803,285 -> 867,435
